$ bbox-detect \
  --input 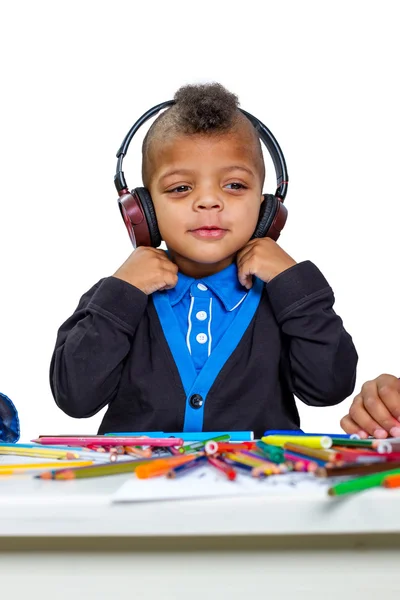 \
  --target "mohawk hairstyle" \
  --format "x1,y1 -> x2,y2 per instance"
142,82 -> 264,186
